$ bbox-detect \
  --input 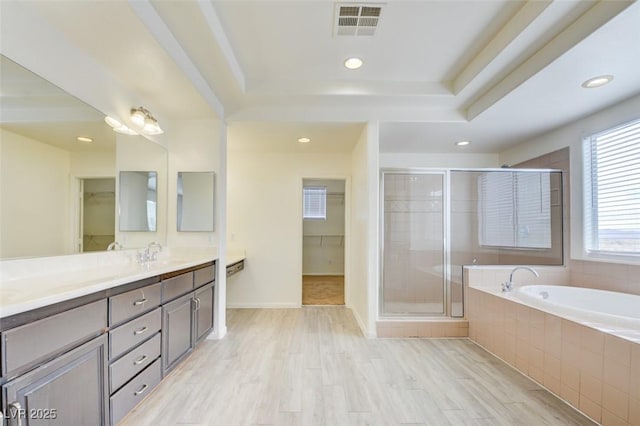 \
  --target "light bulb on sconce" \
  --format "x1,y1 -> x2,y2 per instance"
130,107 -> 164,135
130,108 -> 146,127
143,115 -> 163,135
104,116 -> 138,135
